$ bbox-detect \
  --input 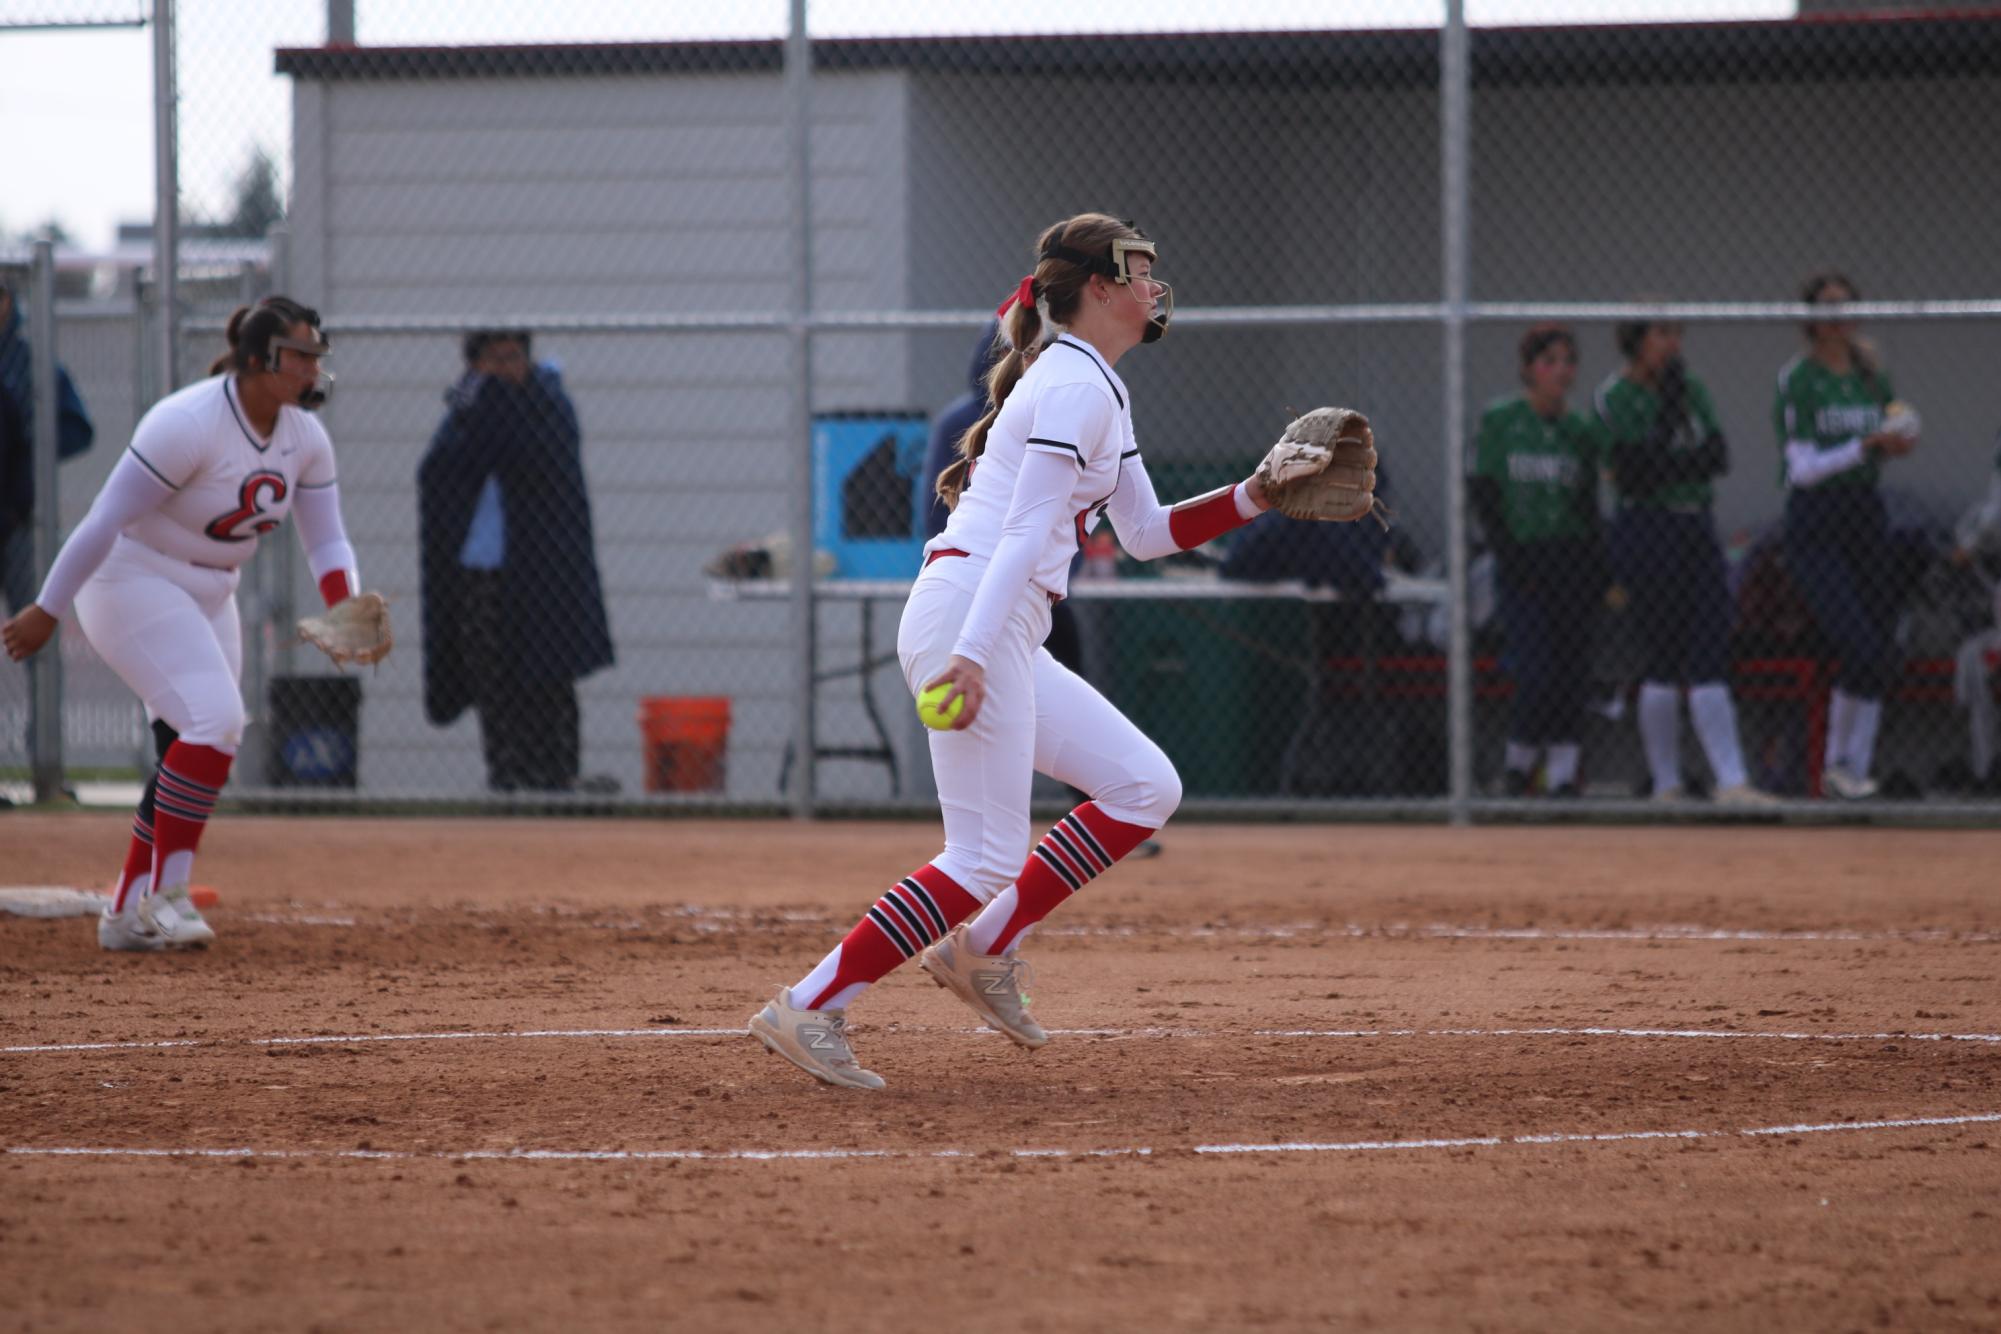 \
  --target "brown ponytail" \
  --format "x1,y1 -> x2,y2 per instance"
935,212 -> 1150,511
